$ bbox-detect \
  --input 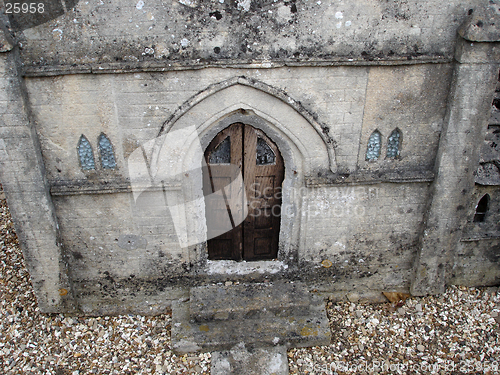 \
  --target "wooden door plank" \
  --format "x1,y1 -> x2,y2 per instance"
243,124 -> 258,260
205,123 -> 244,261
242,125 -> 284,261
